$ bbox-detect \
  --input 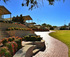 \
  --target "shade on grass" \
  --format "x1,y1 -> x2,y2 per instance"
49,30 -> 70,57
